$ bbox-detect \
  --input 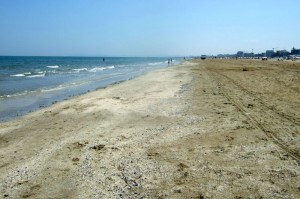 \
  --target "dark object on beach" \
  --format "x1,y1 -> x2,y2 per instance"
242,68 -> 248,71
201,55 -> 206,60
262,57 -> 268,60
278,58 -> 283,61
72,157 -> 79,162
91,144 -> 105,150
103,58 -> 105,62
